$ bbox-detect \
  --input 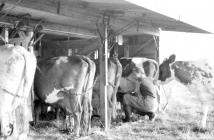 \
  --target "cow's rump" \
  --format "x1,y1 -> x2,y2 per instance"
0,44 -> 36,139
34,55 -> 95,136
92,57 -> 122,125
